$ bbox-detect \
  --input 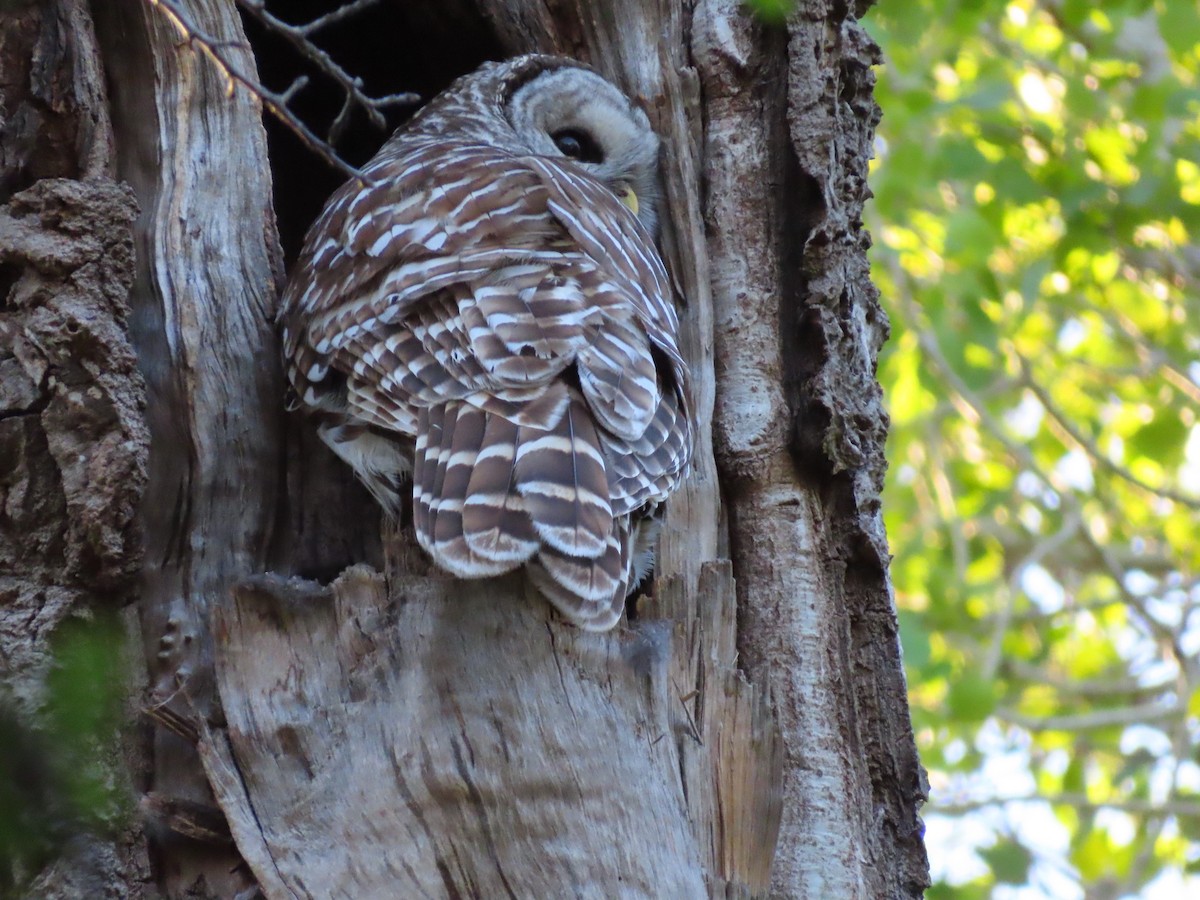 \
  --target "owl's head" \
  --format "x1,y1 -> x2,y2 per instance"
406,56 -> 663,234
504,62 -> 662,233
